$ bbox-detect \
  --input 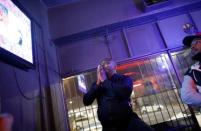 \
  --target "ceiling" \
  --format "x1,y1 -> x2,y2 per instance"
41,0 -> 82,8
